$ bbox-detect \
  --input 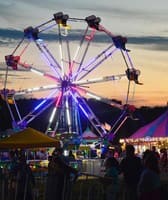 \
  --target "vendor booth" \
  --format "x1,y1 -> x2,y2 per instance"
0,127 -> 60,149
120,110 -> 168,153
